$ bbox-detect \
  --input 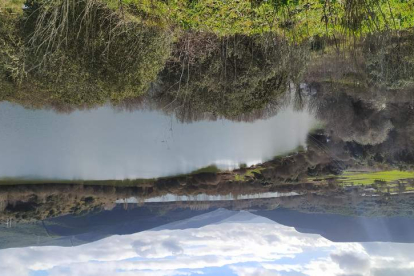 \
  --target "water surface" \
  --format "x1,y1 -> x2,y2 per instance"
0,102 -> 316,180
